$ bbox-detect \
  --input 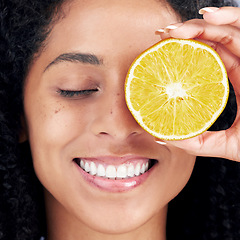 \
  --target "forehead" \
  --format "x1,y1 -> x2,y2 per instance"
31,0 -> 180,74
47,0 -> 178,46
